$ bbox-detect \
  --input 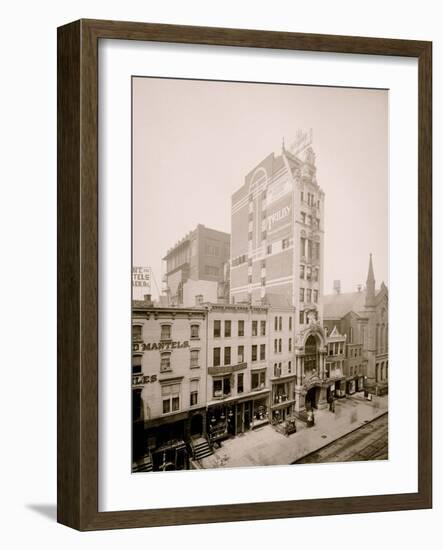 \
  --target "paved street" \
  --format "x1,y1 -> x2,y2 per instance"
294,413 -> 388,463
199,394 -> 388,469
